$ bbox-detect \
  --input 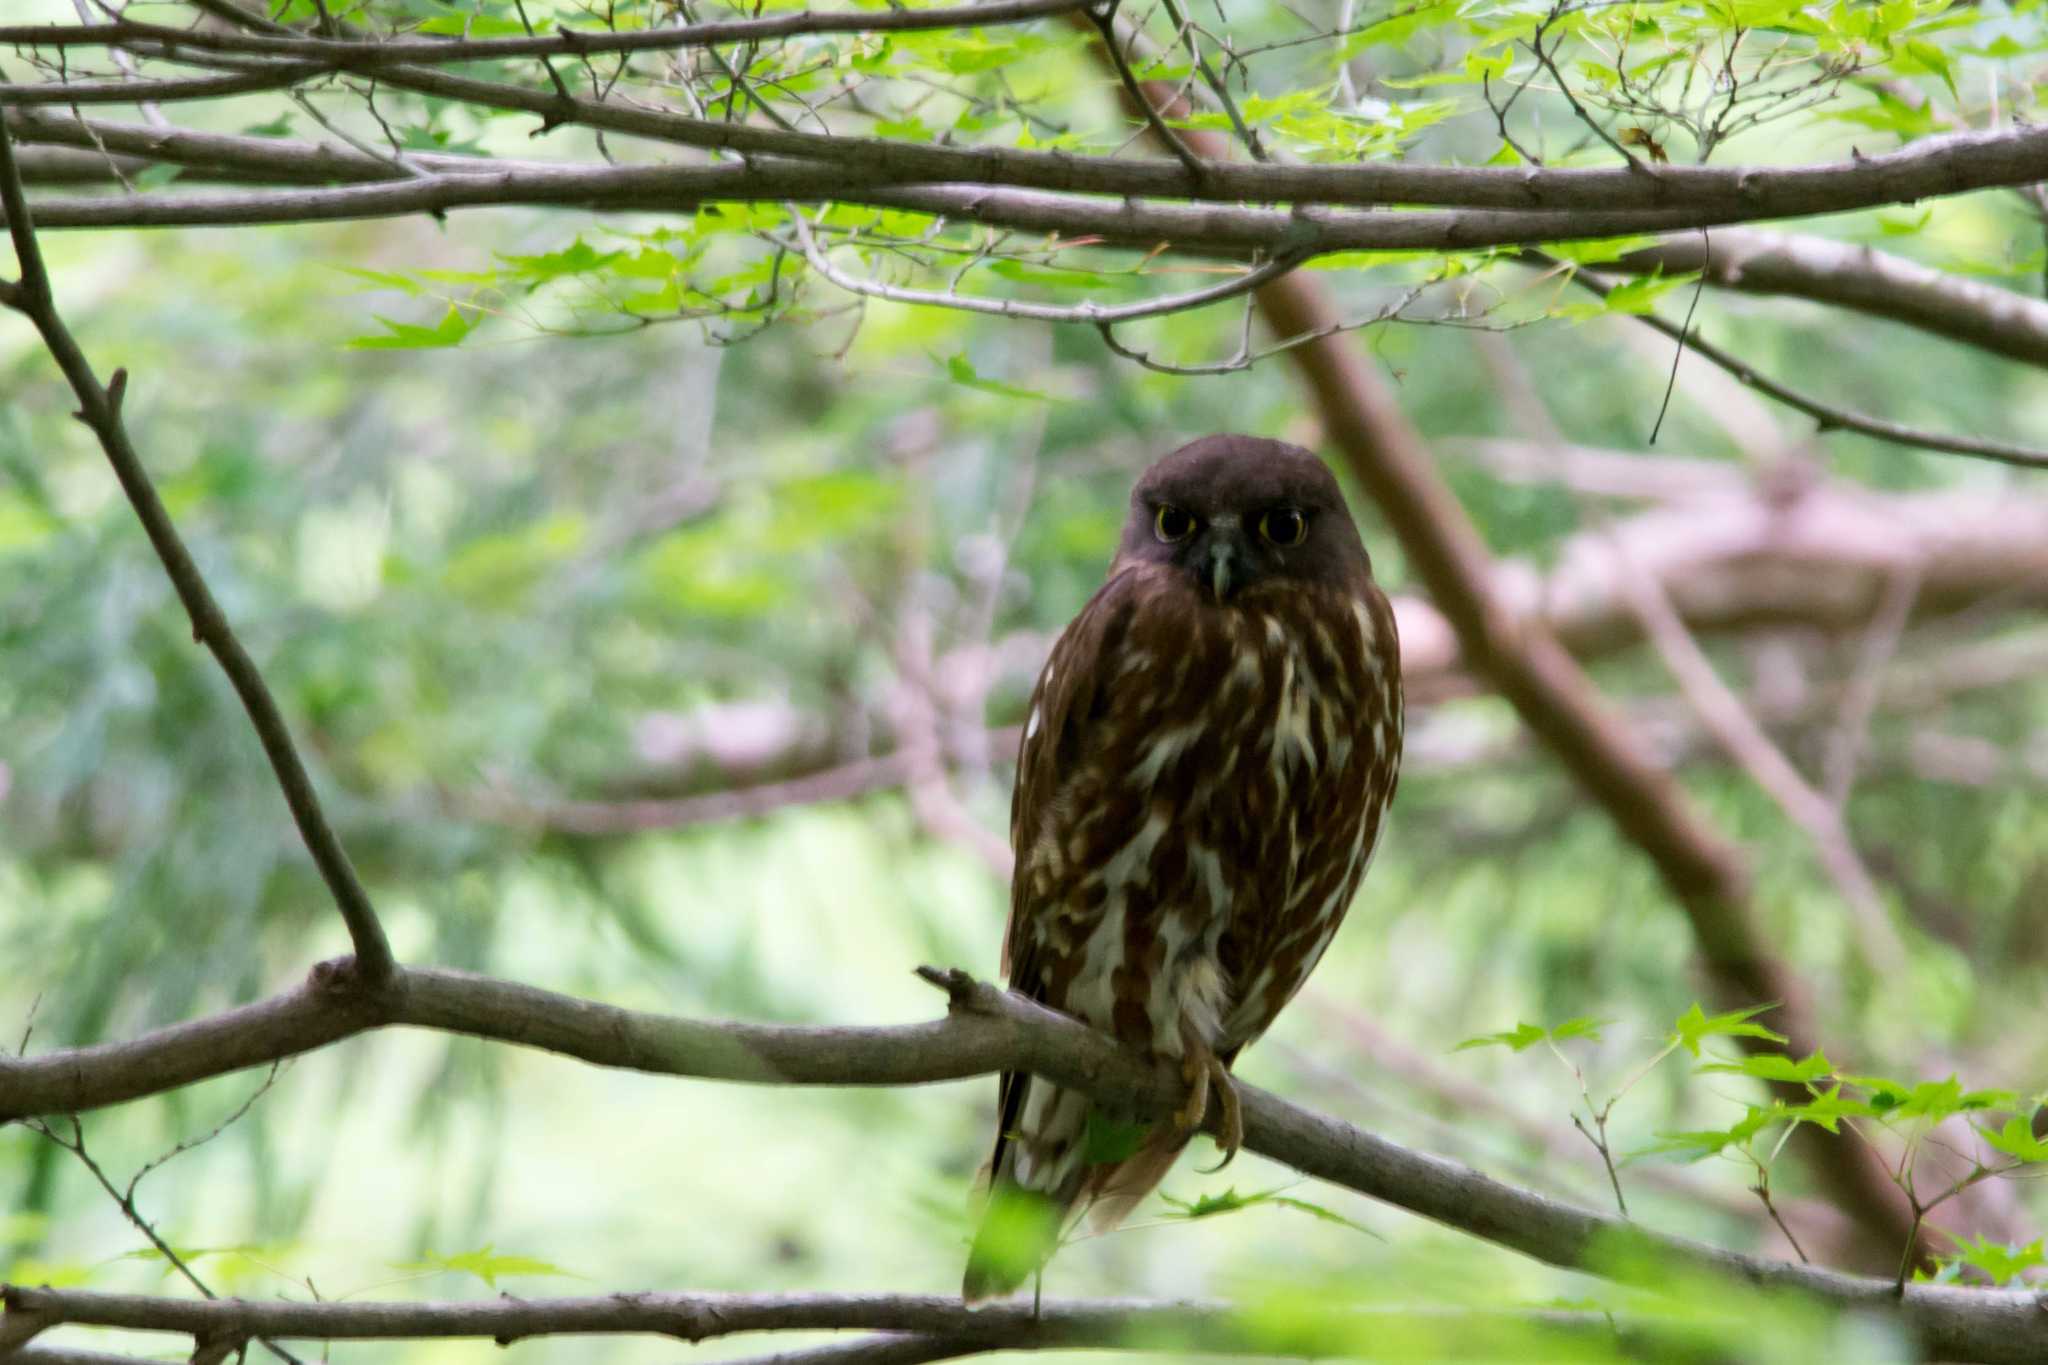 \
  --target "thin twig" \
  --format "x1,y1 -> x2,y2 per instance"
1648,229 -> 1708,444
0,114 -> 396,984
26,1115 -> 303,1365
1538,253 -> 2048,470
